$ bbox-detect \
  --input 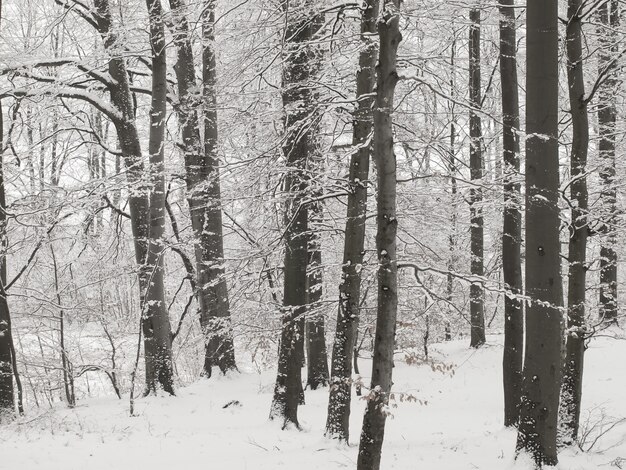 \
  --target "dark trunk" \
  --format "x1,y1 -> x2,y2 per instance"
305,192 -> 329,390
357,2 -> 401,469
167,0 -> 237,376
200,0 -> 237,375
446,32 -> 457,342
93,0 -> 174,393
0,0 -> 14,411
469,7 -> 485,348
559,0 -> 589,446
144,0 -> 175,395
325,0 -> 378,442
597,1 -> 619,324
499,0 -> 523,427
270,1 -> 322,428
516,0 -> 562,465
